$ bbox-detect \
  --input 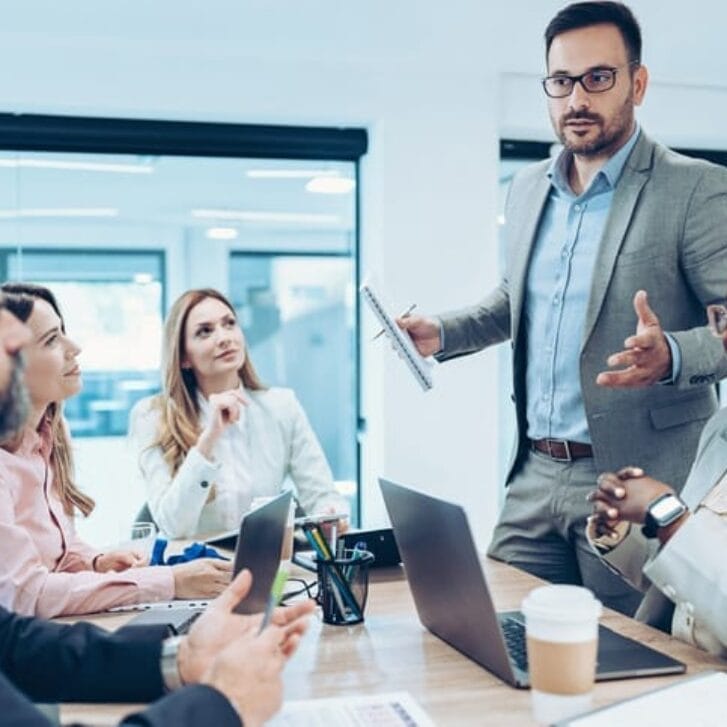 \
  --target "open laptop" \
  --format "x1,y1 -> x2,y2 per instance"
379,478 -> 685,688
125,491 -> 292,633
